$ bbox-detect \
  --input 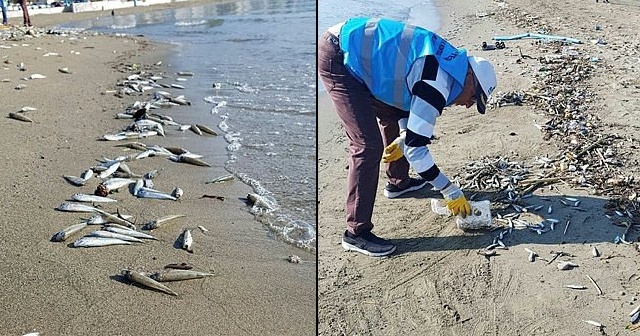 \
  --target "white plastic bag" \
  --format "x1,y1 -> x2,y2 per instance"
430,199 -> 492,230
